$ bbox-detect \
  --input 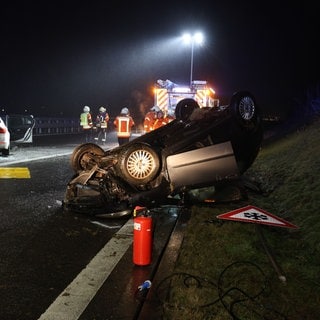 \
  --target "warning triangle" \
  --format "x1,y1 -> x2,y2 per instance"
217,205 -> 298,229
